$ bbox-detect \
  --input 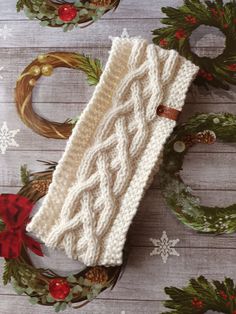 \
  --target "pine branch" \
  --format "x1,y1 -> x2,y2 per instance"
20,164 -> 31,185
77,55 -> 103,86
